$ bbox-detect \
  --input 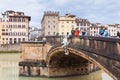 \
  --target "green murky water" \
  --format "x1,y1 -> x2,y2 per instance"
0,53 -> 113,80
